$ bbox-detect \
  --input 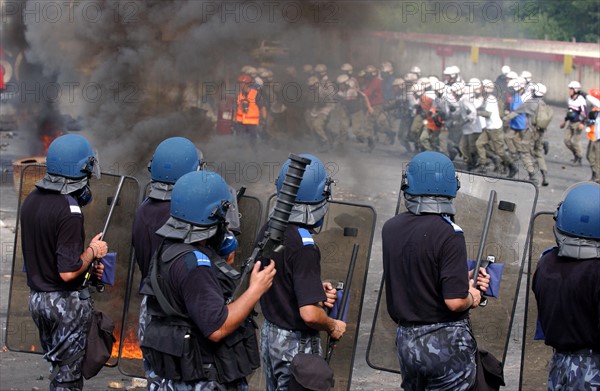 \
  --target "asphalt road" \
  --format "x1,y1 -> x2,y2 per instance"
0,105 -> 594,390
